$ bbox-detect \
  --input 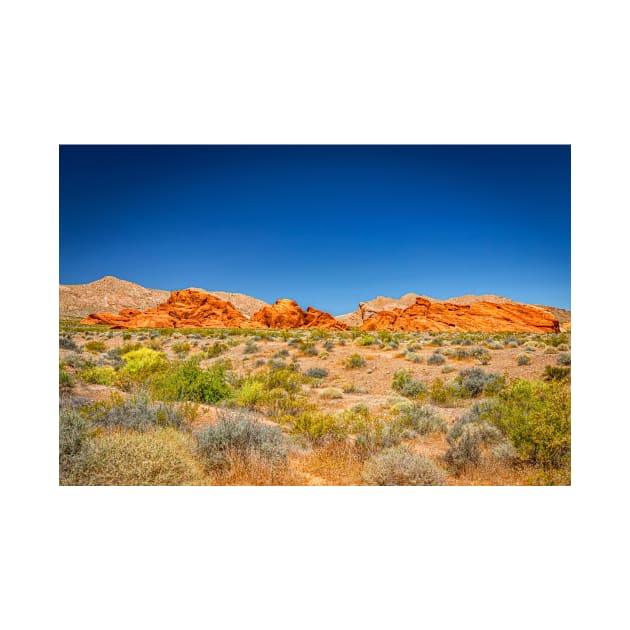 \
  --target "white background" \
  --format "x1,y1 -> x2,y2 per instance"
1,1 -> 628,629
